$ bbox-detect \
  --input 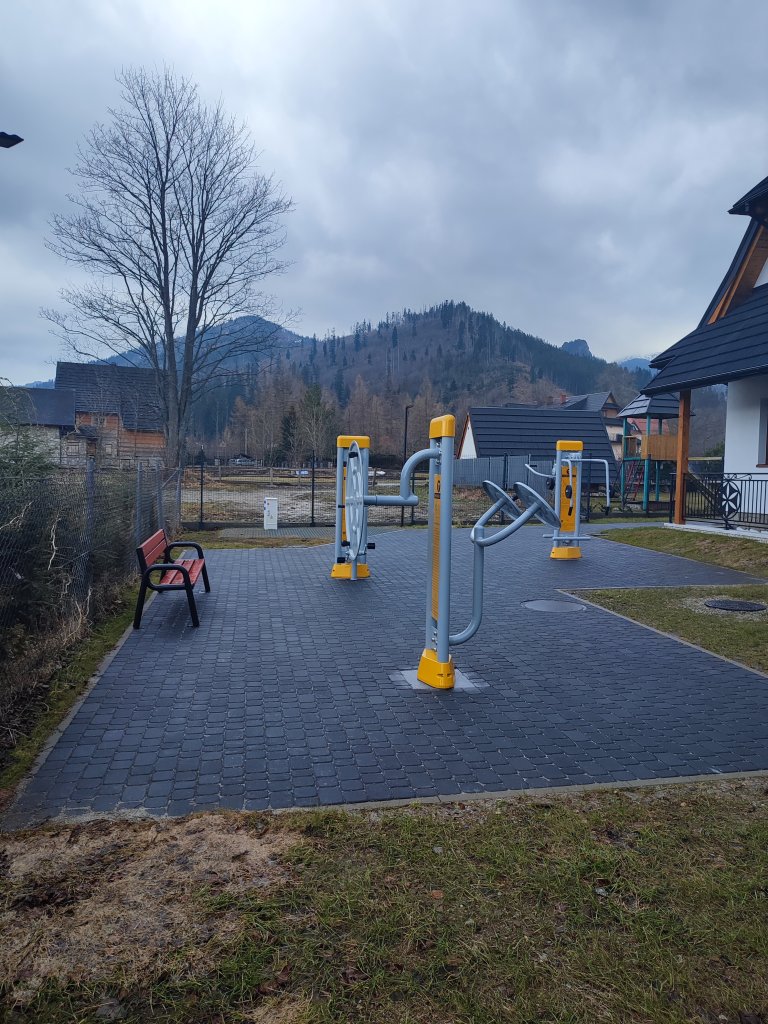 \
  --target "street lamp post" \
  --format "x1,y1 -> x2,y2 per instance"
400,404 -> 413,527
